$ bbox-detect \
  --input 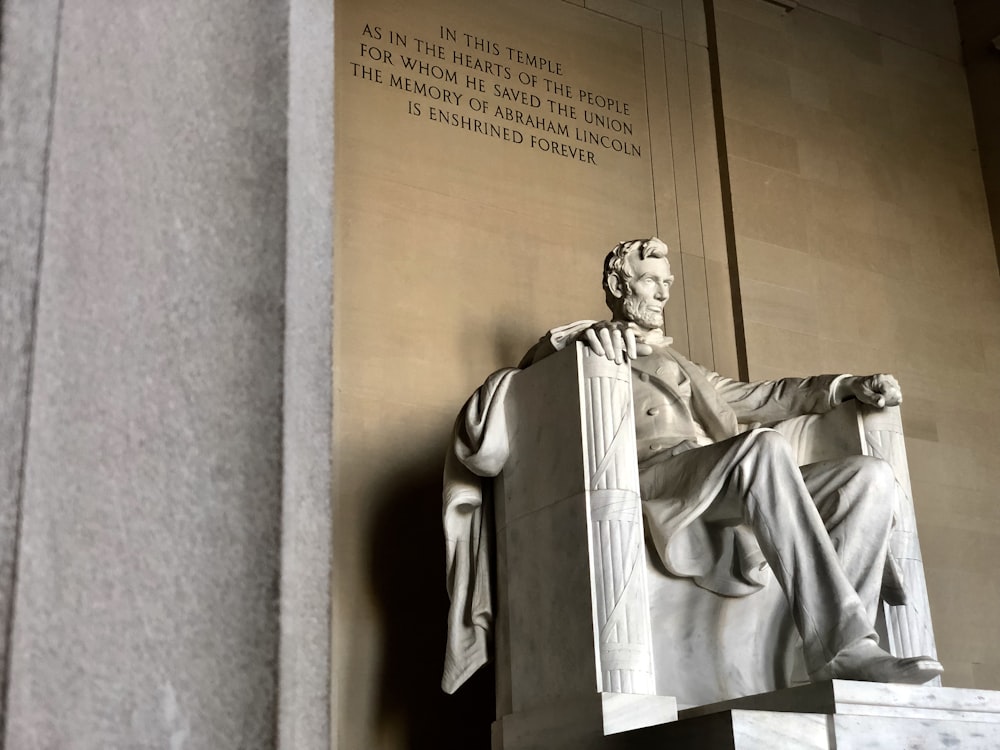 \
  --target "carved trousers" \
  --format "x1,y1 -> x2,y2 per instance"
702,429 -> 896,673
